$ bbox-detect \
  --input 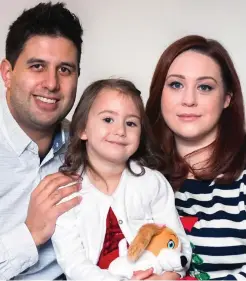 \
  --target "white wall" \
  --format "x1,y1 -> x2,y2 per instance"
1,0 -> 246,119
